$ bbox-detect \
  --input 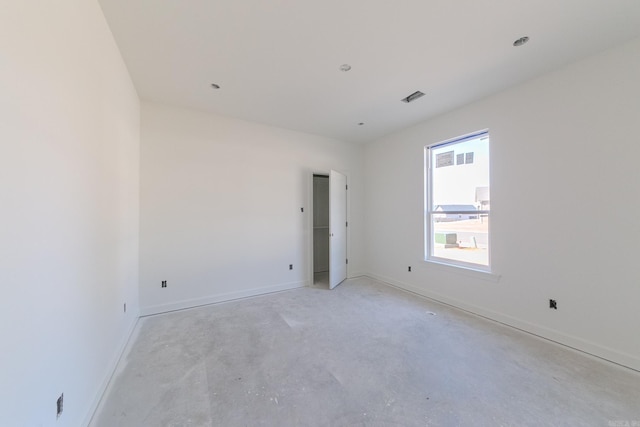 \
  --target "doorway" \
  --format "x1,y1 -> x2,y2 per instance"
312,174 -> 330,286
